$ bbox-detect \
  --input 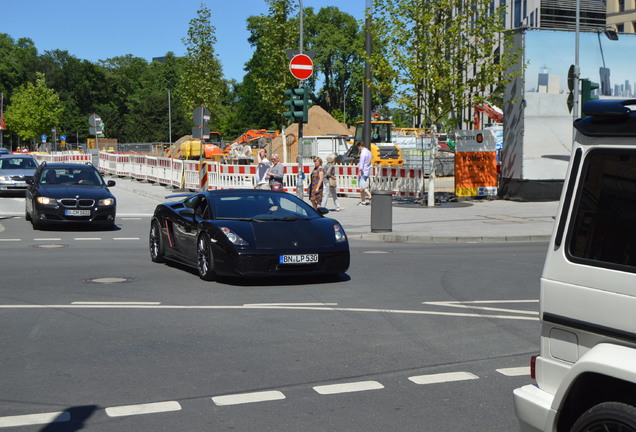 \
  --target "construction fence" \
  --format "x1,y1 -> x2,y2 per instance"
96,152 -> 455,198
30,152 -> 454,199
